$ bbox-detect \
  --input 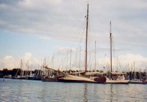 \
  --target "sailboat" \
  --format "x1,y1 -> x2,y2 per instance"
106,22 -> 130,84
129,78 -> 147,84
58,4 -> 106,83
129,69 -> 147,84
14,59 -> 27,79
